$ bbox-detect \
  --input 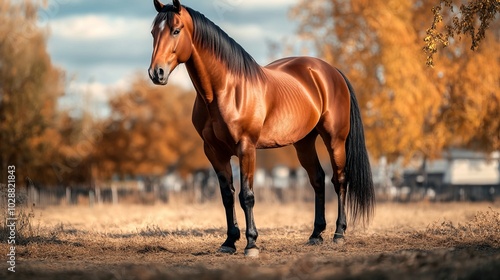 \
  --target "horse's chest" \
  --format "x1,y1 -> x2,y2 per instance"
198,93 -> 265,151
206,107 -> 242,149
211,118 -> 231,140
